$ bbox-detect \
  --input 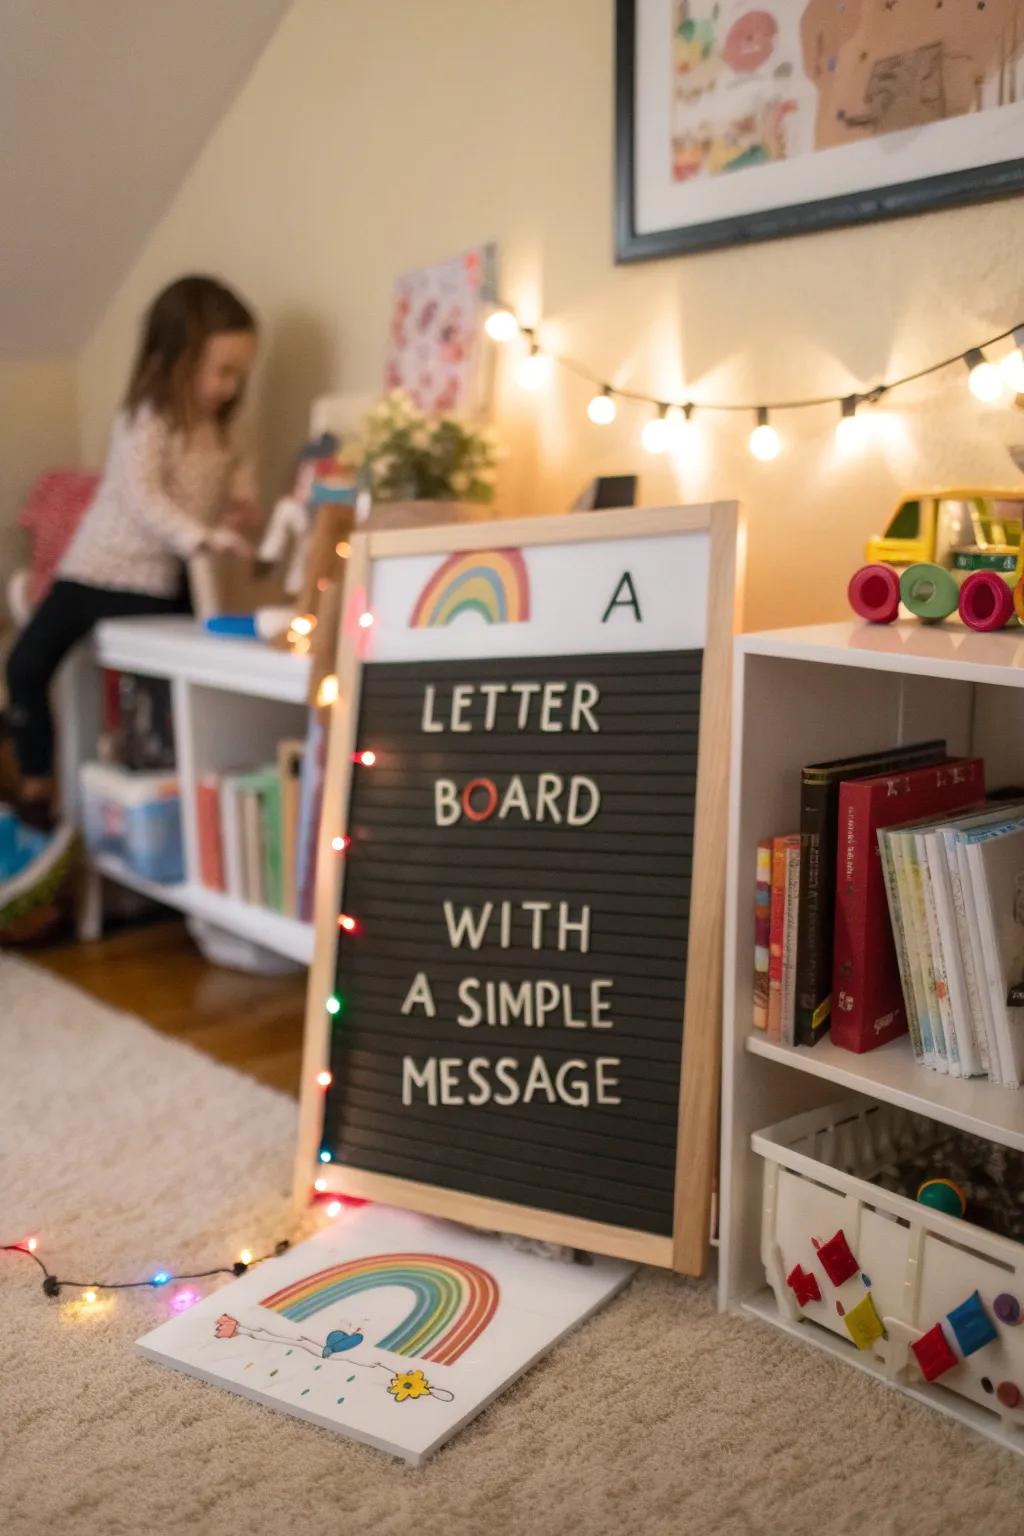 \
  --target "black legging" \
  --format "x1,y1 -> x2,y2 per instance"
6,578 -> 190,778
